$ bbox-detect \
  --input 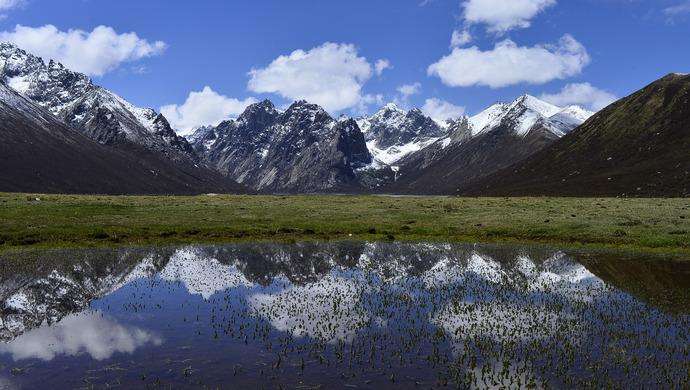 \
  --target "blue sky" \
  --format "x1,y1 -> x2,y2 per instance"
1,0 -> 689,133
